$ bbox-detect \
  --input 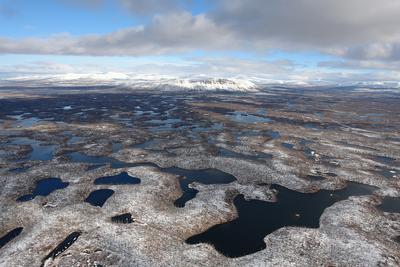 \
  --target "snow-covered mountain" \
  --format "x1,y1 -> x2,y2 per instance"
149,78 -> 258,91
2,72 -> 400,91
0,72 -> 259,92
